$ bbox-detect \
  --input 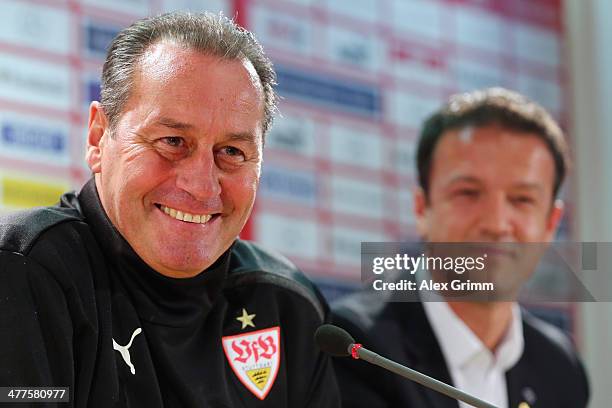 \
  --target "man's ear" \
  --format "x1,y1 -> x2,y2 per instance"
413,187 -> 429,238
544,199 -> 564,241
86,101 -> 109,174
